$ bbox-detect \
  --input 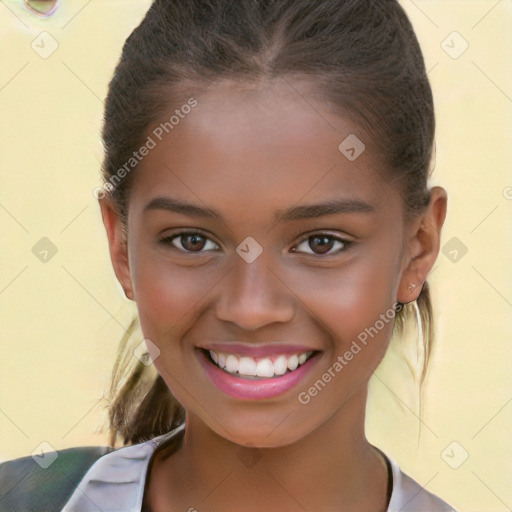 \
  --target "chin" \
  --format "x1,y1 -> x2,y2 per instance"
202,411 -> 315,450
